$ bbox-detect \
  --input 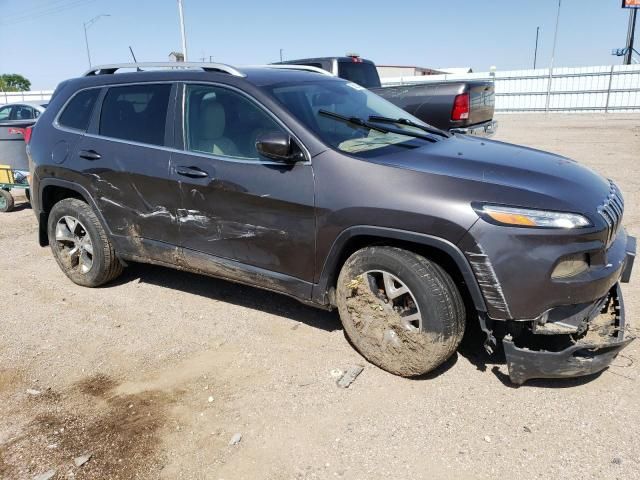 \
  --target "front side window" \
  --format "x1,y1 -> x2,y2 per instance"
58,88 -> 100,131
99,84 -> 171,146
185,84 -> 285,160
